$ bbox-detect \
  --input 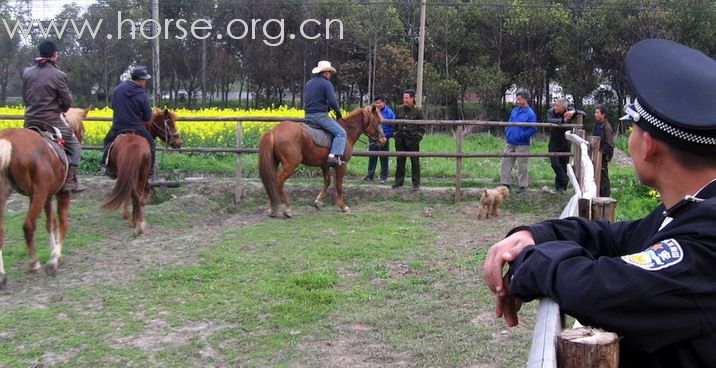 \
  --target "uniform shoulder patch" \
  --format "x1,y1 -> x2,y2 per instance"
621,239 -> 684,271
